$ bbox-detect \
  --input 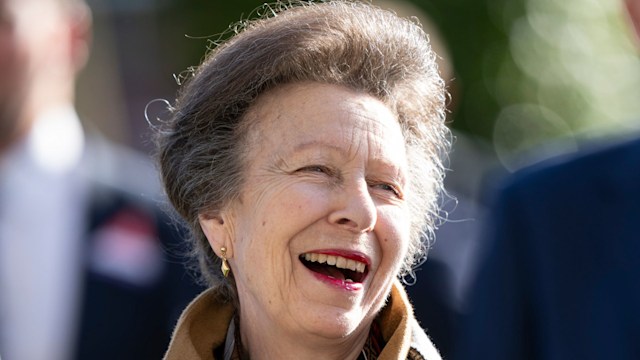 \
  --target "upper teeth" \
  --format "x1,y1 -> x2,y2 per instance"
303,253 -> 366,273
